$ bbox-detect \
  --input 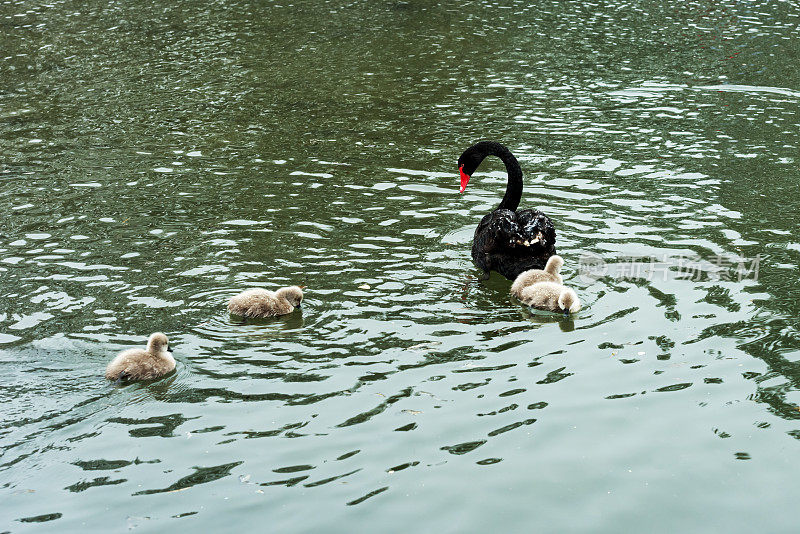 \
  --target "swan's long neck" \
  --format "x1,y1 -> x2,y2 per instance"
492,145 -> 523,212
